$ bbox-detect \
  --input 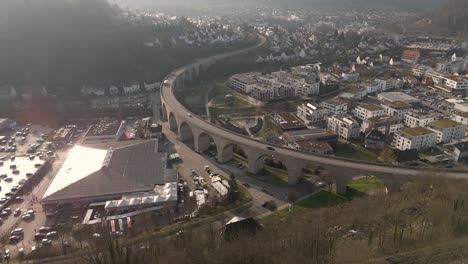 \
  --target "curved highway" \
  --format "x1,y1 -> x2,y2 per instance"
161,36 -> 468,180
